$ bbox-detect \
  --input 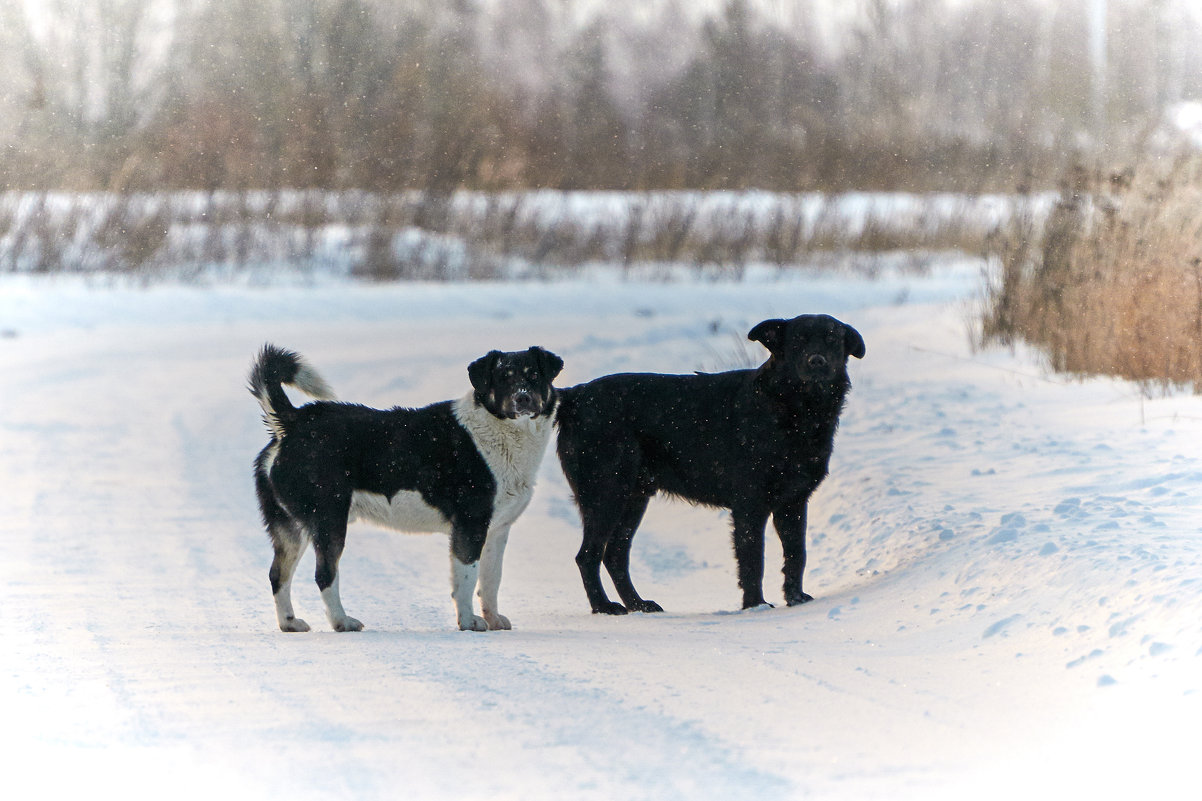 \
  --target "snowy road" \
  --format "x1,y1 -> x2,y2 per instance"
2,265 -> 1199,799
